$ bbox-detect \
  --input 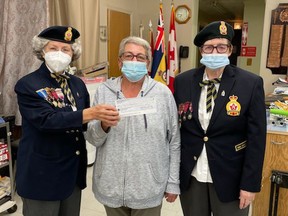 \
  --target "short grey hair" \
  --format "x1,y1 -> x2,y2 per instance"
31,35 -> 82,61
118,36 -> 152,62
